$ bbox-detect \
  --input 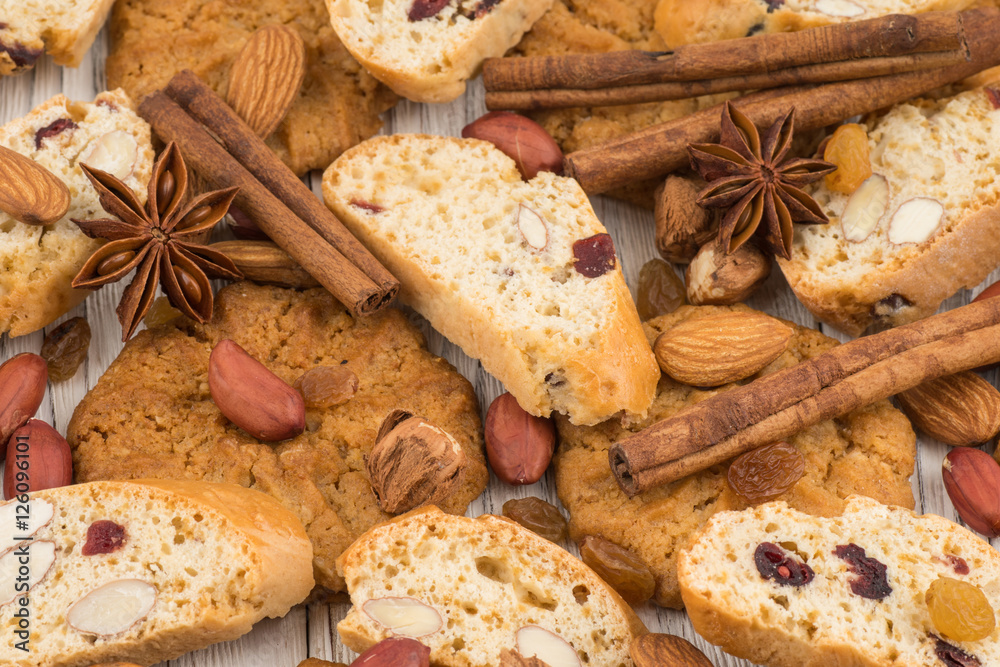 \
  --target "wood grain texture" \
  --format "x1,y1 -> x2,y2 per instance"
0,21 -> 996,667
